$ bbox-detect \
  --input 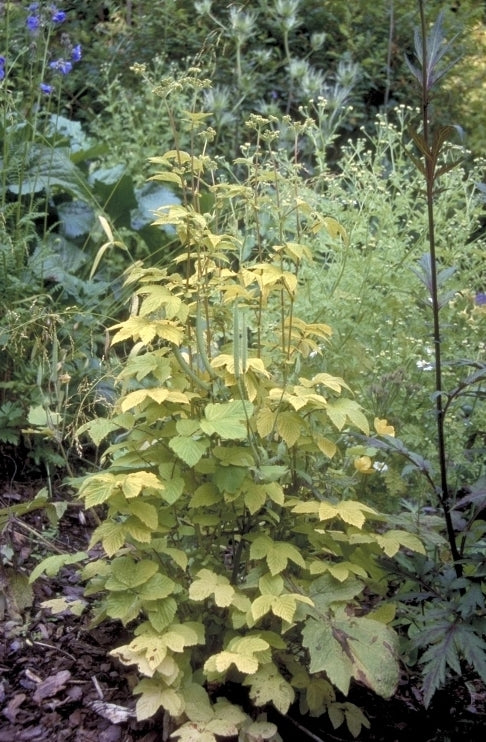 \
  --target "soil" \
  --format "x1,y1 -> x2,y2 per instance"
1,480 -> 486,742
